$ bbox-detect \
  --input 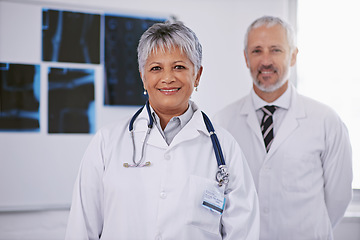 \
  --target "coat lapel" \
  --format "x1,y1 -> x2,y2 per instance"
241,95 -> 265,148
265,85 -> 306,160
132,102 -> 207,150
132,106 -> 168,149
169,105 -> 207,148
